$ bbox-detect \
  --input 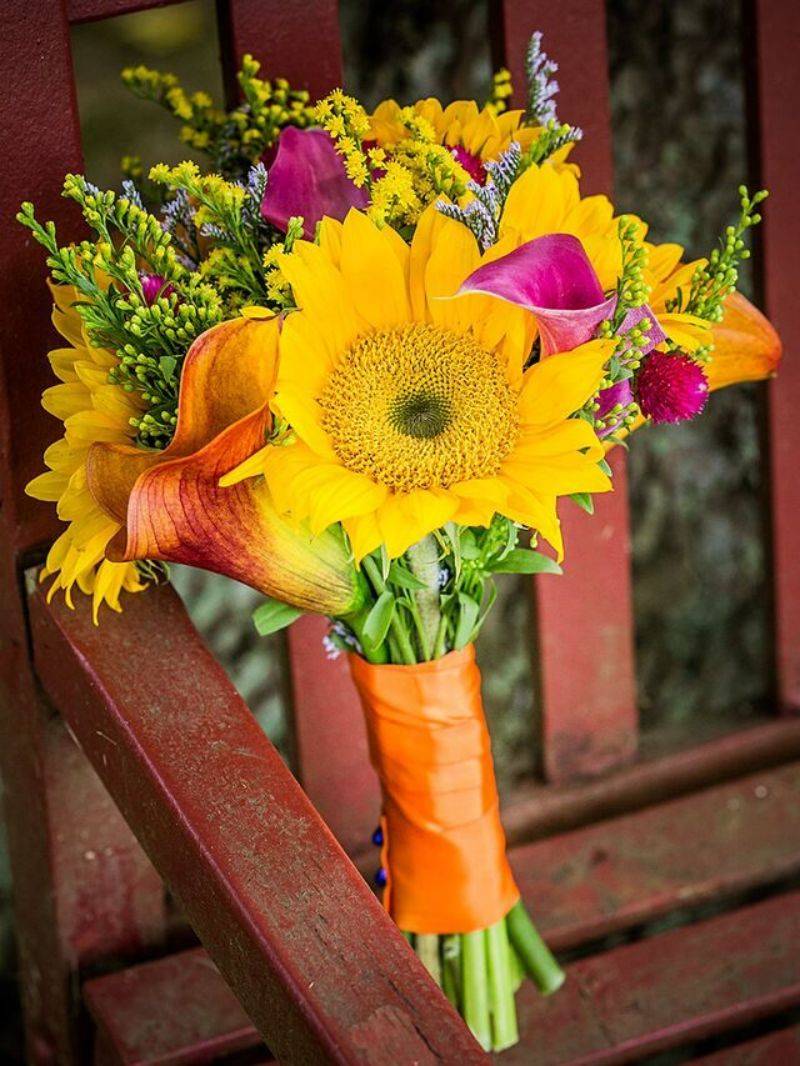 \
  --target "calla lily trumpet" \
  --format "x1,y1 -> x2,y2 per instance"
457,232 -> 665,356
86,315 -> 364,617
